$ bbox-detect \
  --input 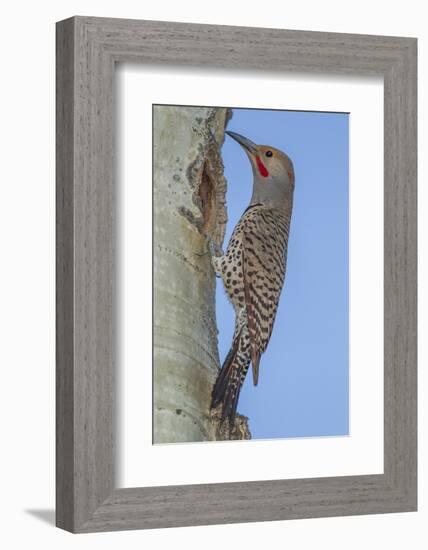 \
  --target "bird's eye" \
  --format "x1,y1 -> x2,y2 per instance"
265,150 -> 273,157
